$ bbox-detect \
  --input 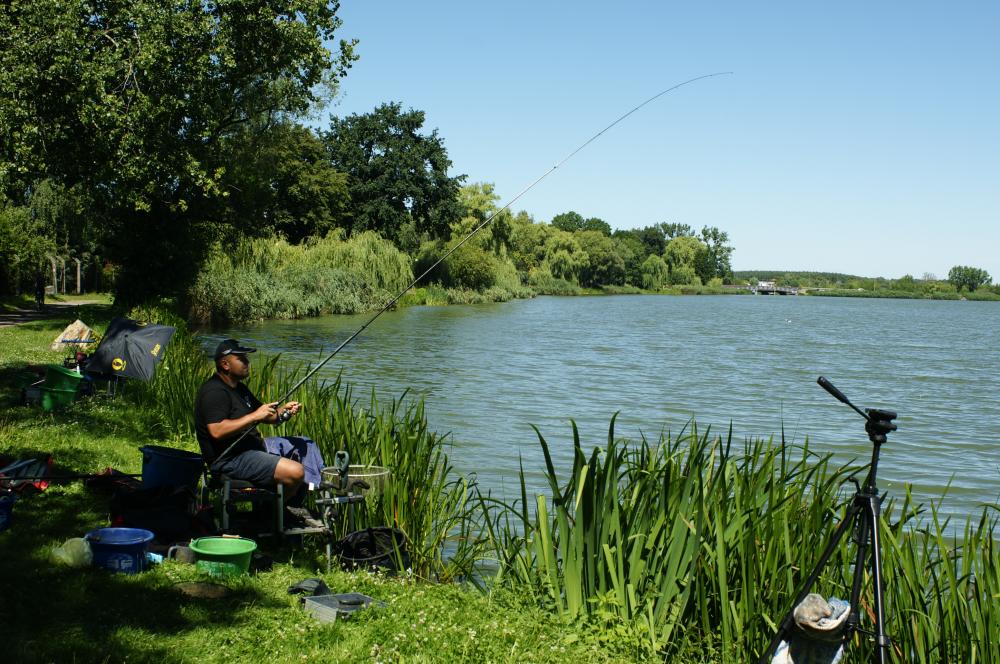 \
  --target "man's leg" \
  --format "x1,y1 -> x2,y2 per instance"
264,436 -> 326,489
273,457 -> 305,506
